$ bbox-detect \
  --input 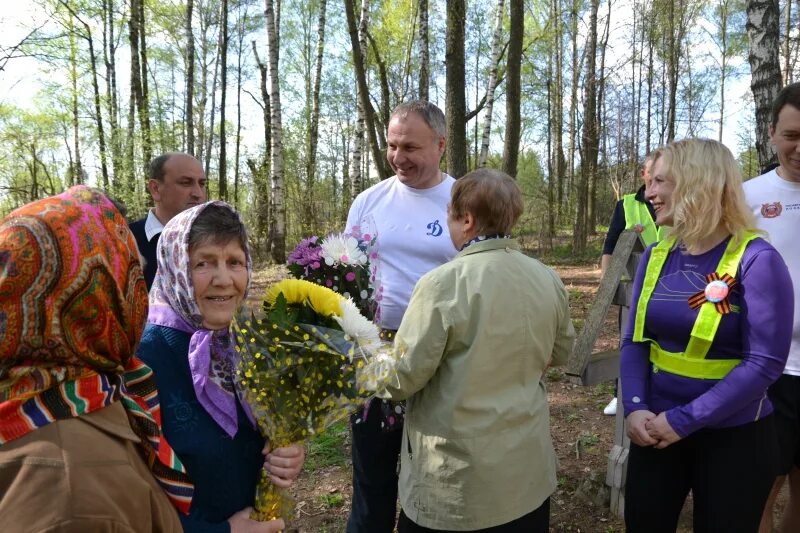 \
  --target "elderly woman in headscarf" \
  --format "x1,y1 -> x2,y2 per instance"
137,201 -> 305,533
0,186 -> 188,532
